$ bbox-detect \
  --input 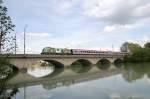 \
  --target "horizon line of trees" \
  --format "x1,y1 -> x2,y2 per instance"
120,42 -> 150,62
